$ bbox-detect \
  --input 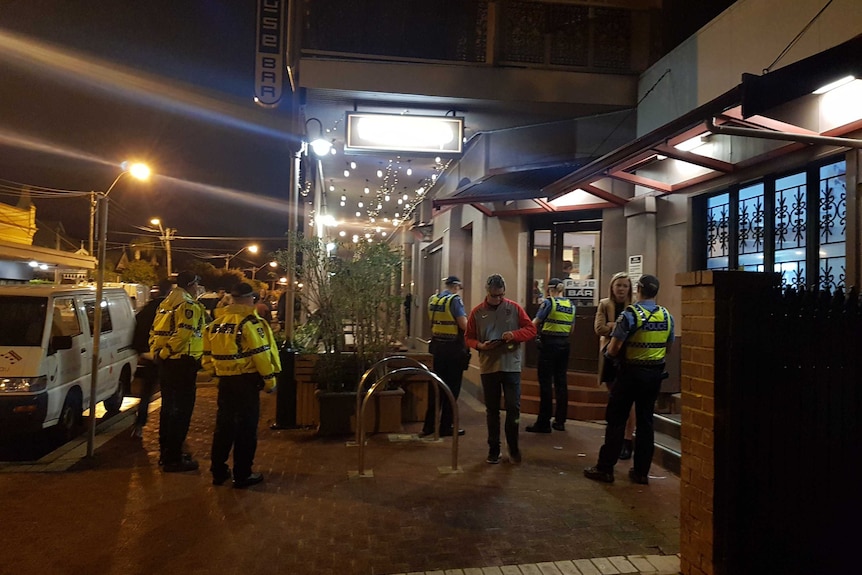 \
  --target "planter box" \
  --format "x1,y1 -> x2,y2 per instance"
353,388 -> 405,434
295,351 -> 435,431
